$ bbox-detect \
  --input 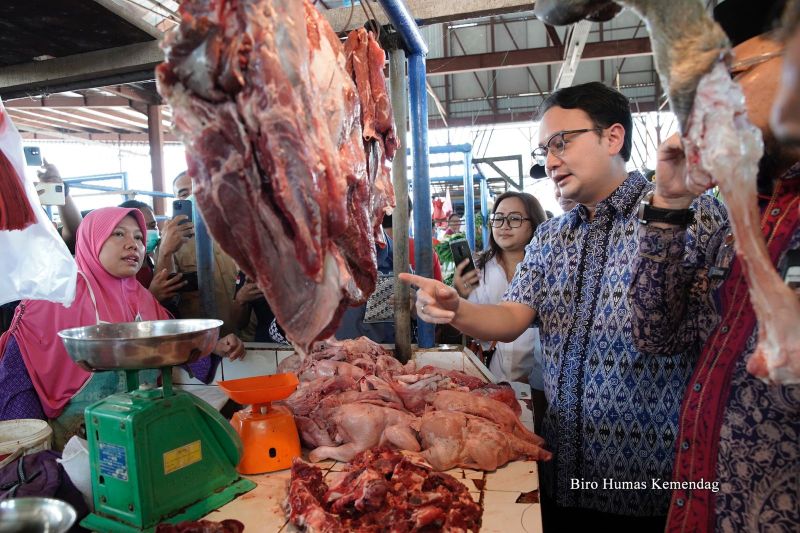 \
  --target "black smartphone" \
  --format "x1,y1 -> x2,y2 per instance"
172,199 -> 193,224
23,146 -> 42,167
168,271 -> 199,292
449,239 -> 476,274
